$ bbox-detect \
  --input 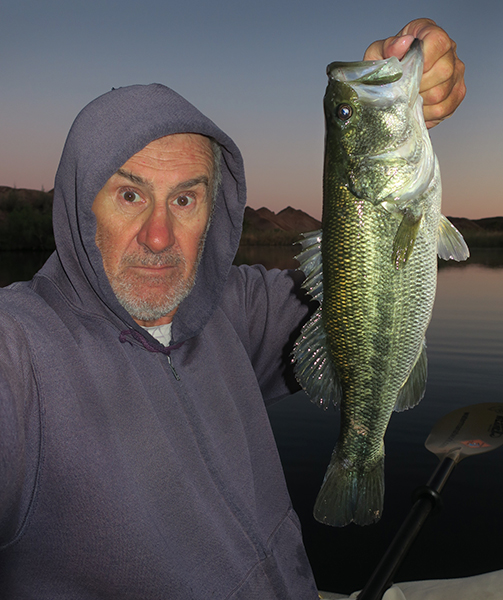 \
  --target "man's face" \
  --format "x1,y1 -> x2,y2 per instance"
92,133 -> 214,326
